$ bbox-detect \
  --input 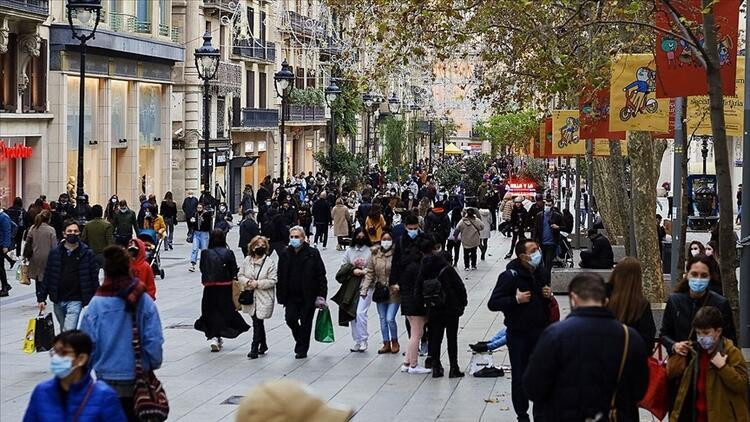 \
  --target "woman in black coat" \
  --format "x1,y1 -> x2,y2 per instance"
606,257 -> 656,352
416,235 -> 468,378
505,198 -> 528,259
194,229 -> 249,352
